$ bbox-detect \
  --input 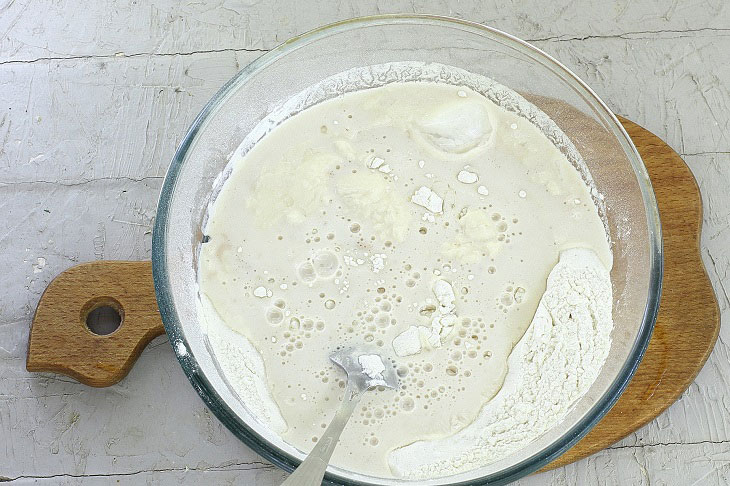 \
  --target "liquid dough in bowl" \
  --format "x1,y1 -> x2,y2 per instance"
197,67 -> 614,480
